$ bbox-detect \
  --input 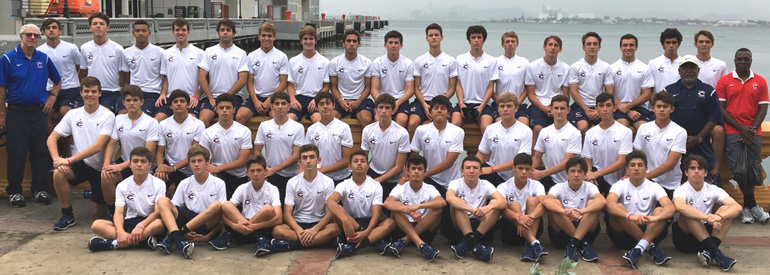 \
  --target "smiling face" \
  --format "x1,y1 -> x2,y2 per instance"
172,24 -> 190,44
620,38 -> 637,60
81,85 -> 101,107
301,34 -> 317,51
